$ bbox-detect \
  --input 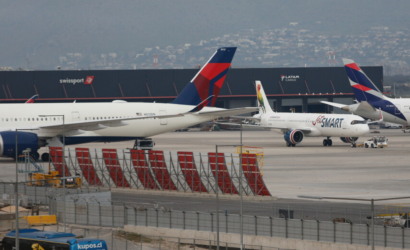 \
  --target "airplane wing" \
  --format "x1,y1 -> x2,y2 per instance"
213,122 -> 313,134
194,107 -> 259,117
229,115 -> 261,121
320,101 -> 347,109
